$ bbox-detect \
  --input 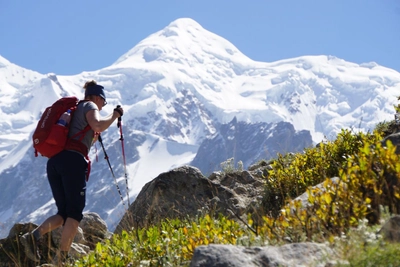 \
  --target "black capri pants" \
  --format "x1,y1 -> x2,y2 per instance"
47,150 -> 88,222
